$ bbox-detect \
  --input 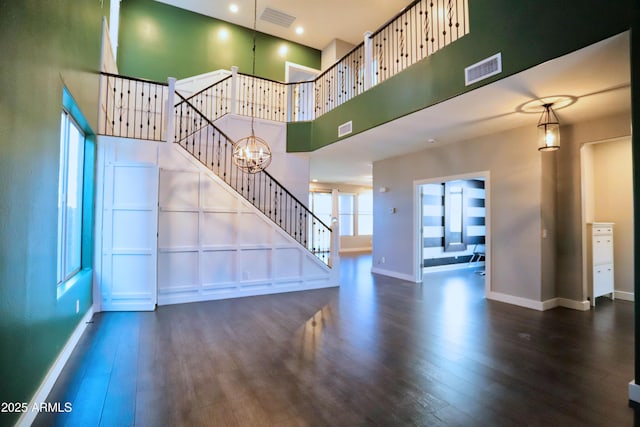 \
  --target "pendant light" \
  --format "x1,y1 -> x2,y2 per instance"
232,0 -> 272,173
537,103 -> 560,151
